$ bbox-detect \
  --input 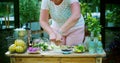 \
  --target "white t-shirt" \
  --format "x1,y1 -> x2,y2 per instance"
41,0 -> 85,31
